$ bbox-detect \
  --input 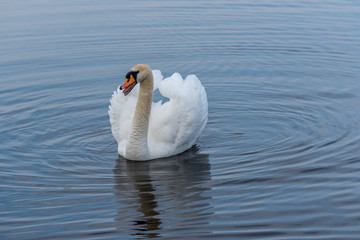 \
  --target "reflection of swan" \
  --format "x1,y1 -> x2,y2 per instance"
109,64 -> 208,161
114,161 -> 162,238
113,147 -> 212,238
